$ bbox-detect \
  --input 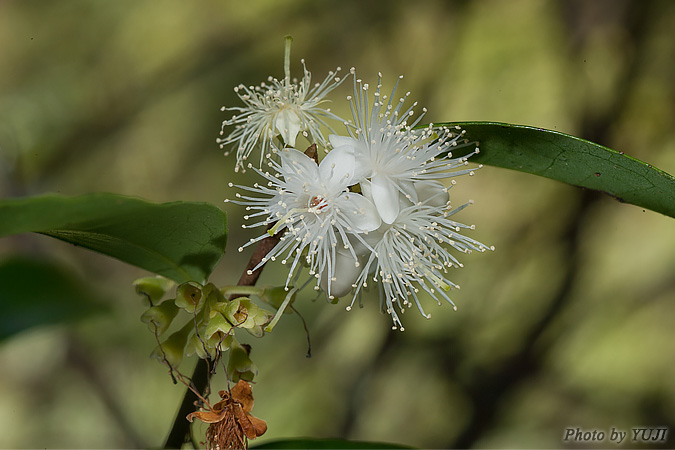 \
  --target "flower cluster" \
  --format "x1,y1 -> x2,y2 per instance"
221,45 -> 492,330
